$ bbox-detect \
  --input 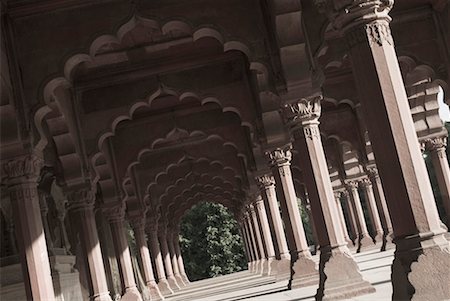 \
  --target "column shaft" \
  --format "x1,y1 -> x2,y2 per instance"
173,234 -> 189,283
148,229 -> 173,295
360,179 -> 383,243
158,229 -> 180,290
